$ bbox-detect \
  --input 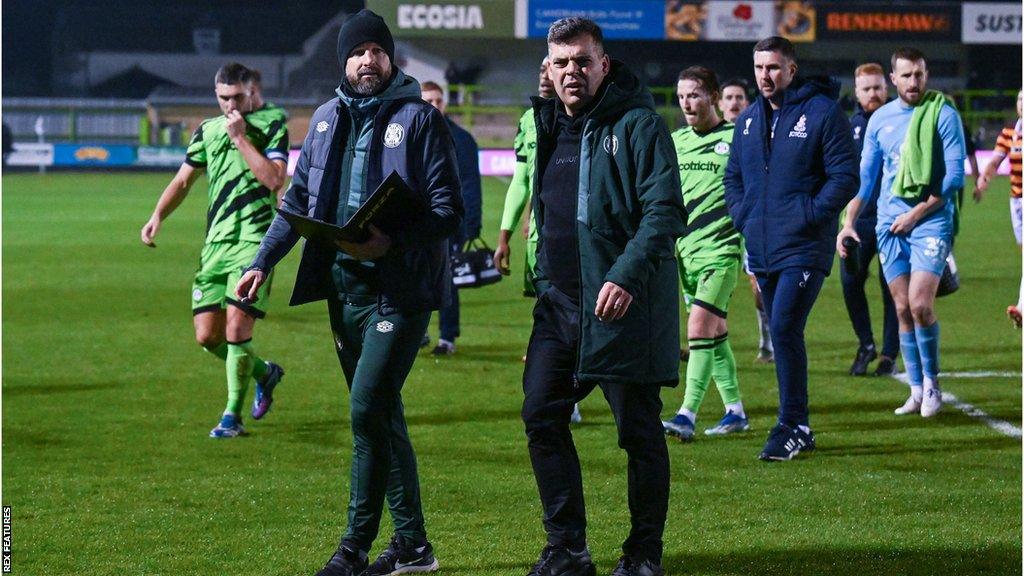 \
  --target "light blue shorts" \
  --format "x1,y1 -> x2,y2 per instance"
876,222 -> 951,283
